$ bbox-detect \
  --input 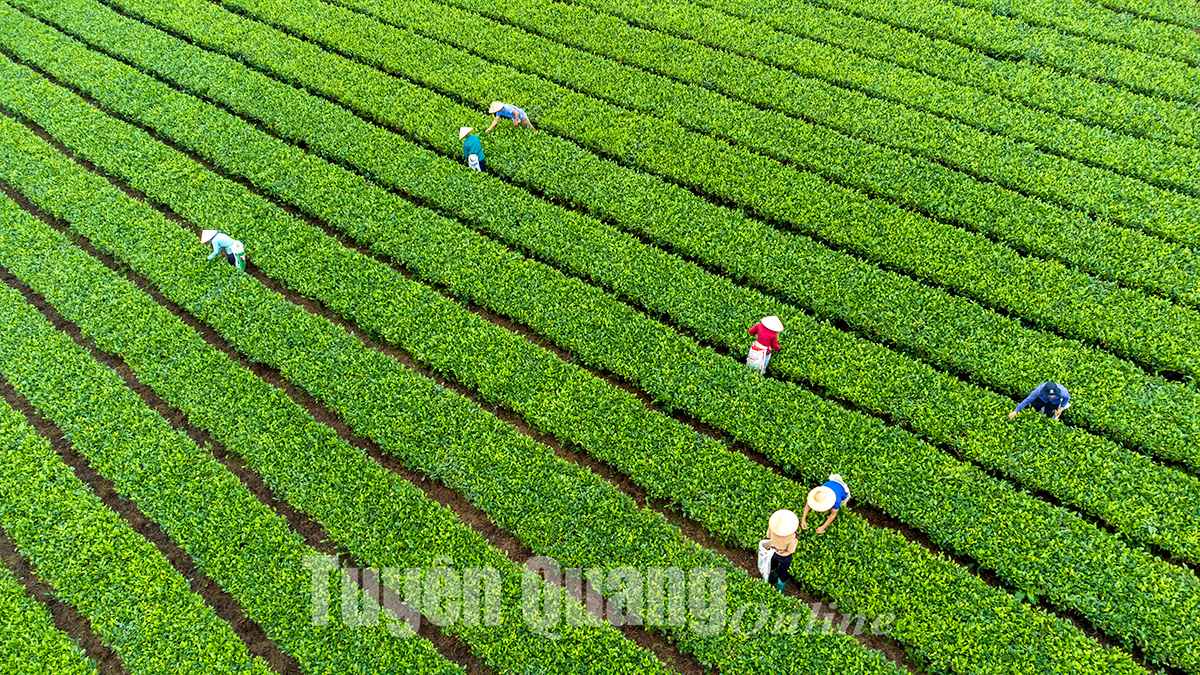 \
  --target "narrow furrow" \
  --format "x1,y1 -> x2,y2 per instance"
575,0 -> 1200,151
1092,0 -> 1200,29
770,0 -> 1200,103
320,0 -> 1200,321
6,32 -> 1196,675
4,0 -> 1195,605
0,218 -> 509,675
0,182 -> 676,675
0,531 -> 108,675
14,0 -> 1200,479
191,0 -> 1200,381
943,0 -> 1200,65
0,275 -> 300,674
0,63 -> 1151,675
0,114 -> 897,675
424,0 -> 1200,201
0,374 -> 277,675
